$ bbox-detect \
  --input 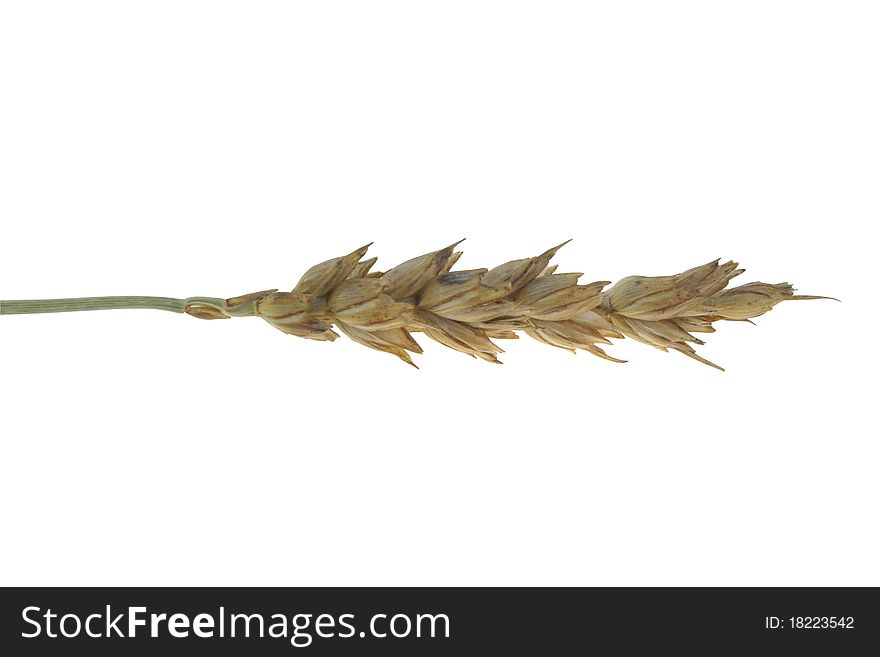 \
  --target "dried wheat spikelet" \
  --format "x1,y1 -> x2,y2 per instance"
1,240 -> 832,370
